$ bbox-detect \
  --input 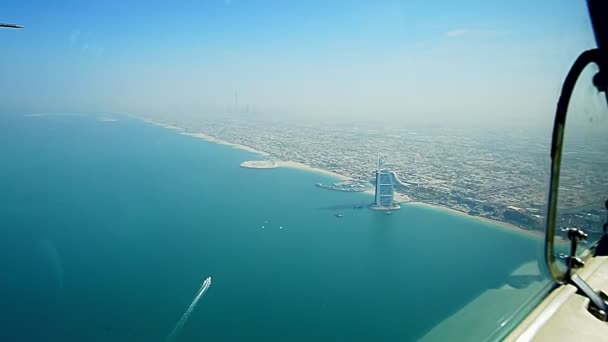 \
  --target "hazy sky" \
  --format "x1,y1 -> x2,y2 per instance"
0,0 -> 598,127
